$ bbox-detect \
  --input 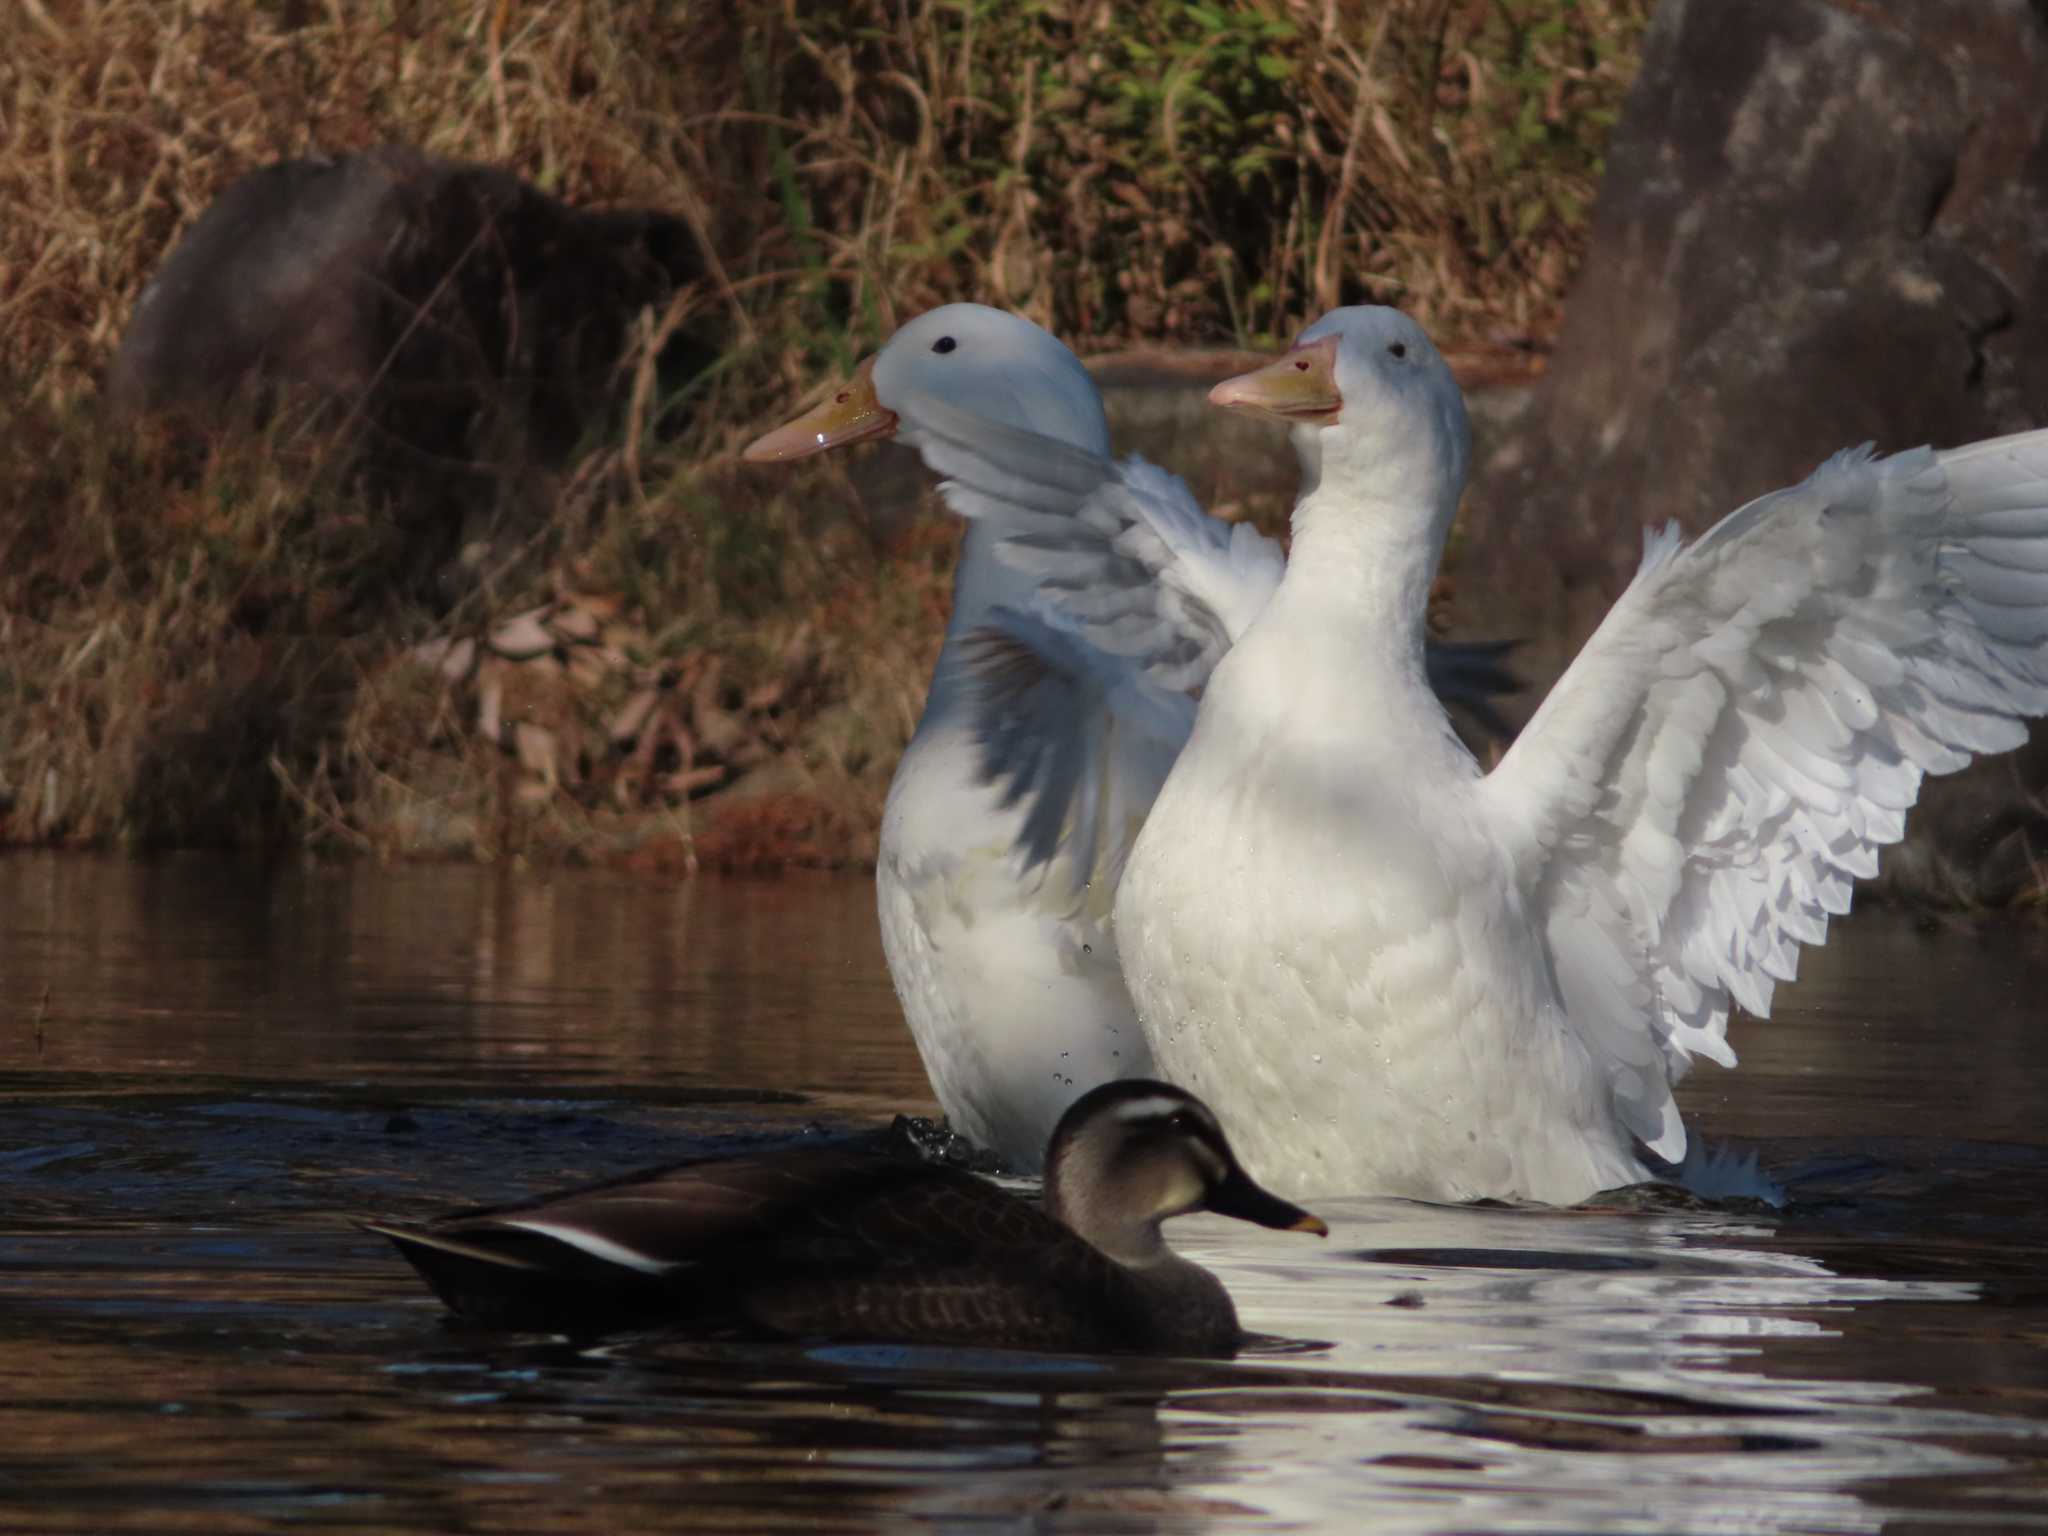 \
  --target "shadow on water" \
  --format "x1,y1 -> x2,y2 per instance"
1,853 -> 2045,1533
